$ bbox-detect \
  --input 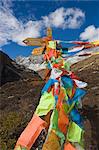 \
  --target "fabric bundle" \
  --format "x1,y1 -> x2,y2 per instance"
15,31 -> 98,150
